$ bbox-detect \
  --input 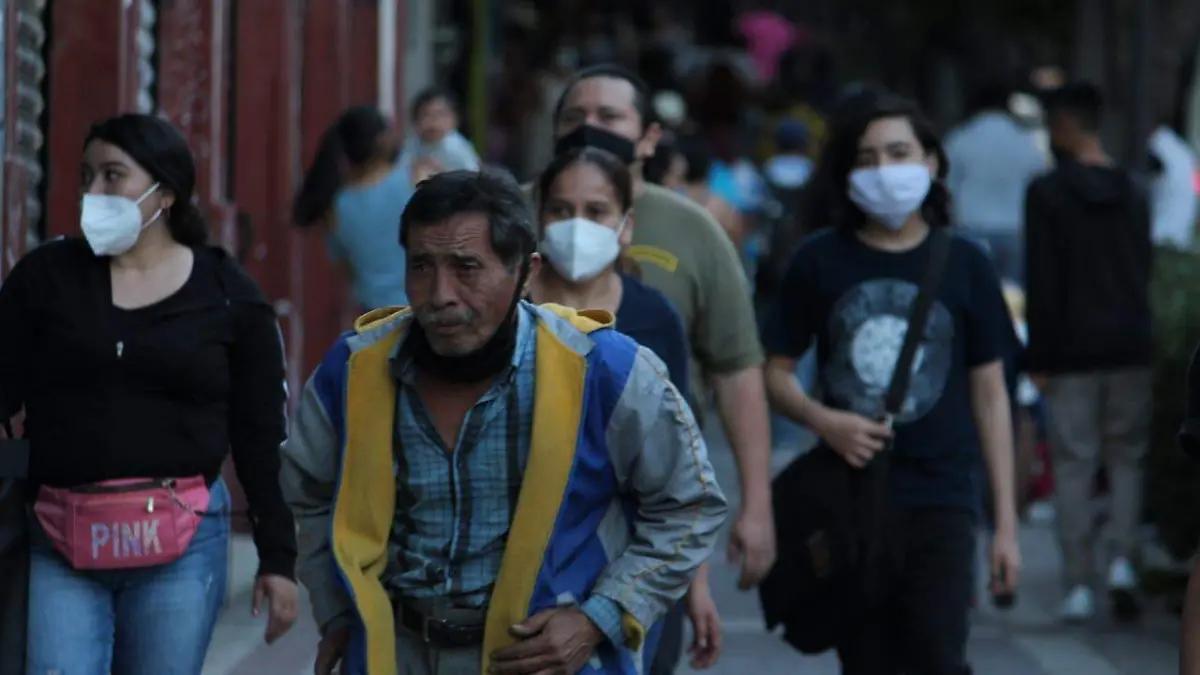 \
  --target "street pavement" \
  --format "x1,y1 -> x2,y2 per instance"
202,426 -> 1181,675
